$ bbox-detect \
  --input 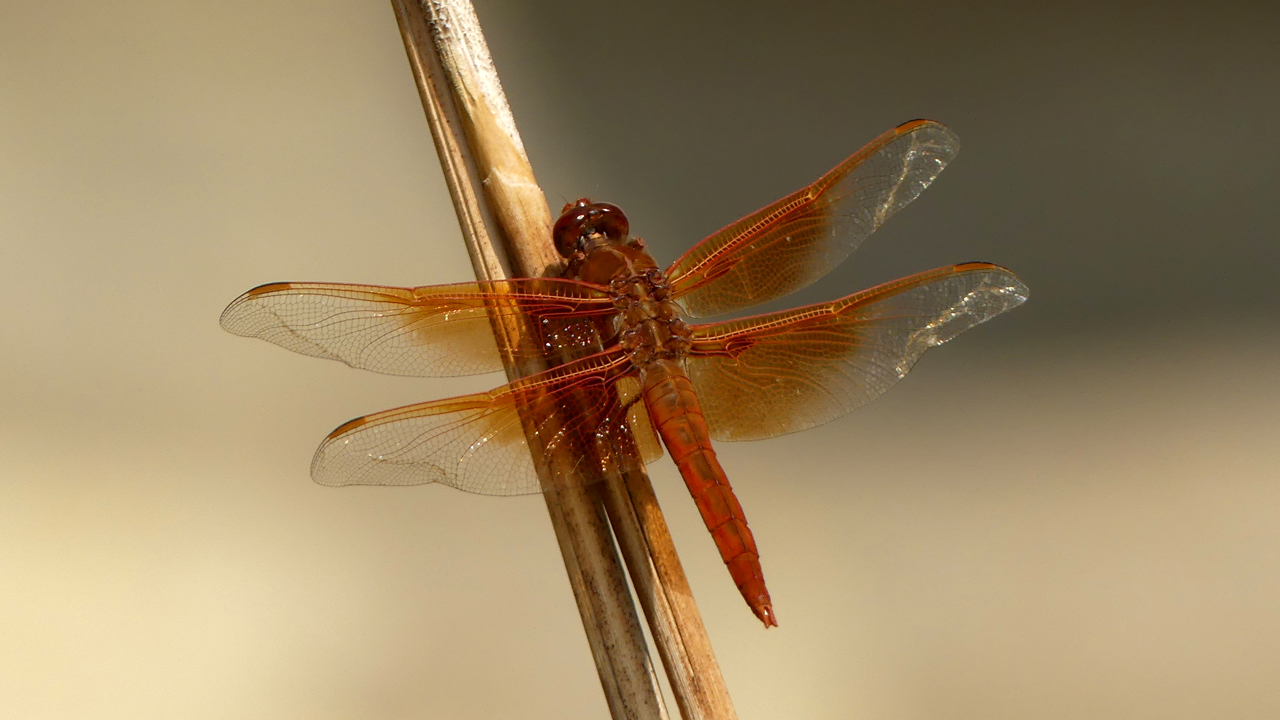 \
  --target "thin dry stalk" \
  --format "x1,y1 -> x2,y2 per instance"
389,1 -> 737,719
